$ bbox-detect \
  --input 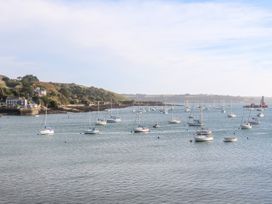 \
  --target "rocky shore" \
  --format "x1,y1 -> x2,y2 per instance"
0,101 -> 164,115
